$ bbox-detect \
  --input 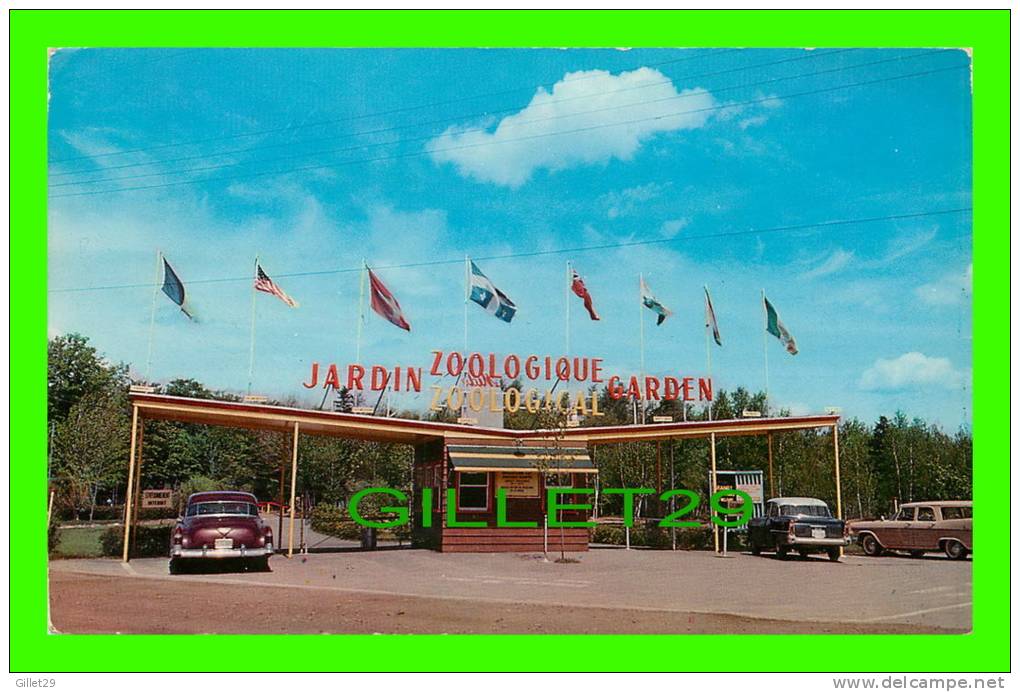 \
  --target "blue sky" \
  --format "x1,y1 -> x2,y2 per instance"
47,48 -> 973,428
